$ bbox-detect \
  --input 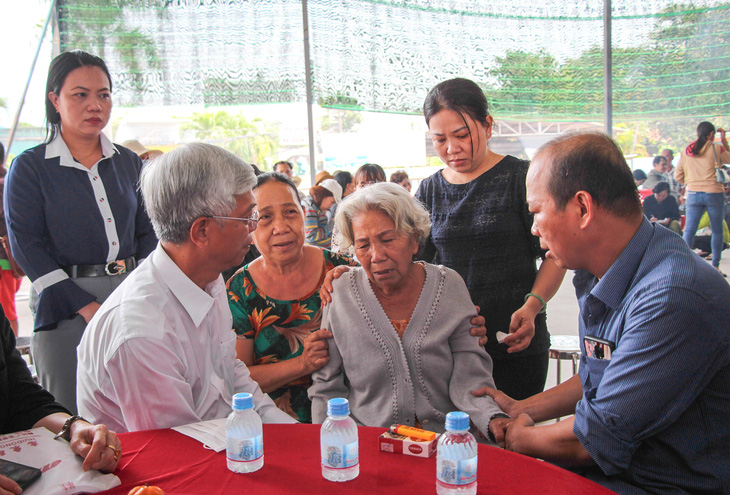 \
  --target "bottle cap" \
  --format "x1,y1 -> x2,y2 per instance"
445,411 -> 470,431
232,392 -> 254,411
327,397 -> 350,416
